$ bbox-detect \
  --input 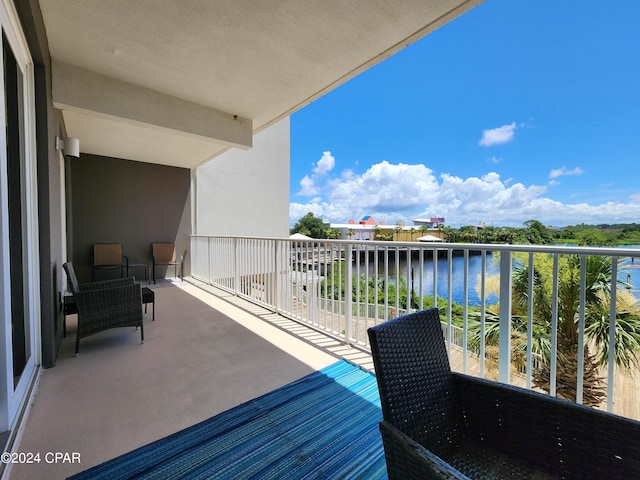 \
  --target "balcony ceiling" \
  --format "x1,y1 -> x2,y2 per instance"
39,0 -> 482,169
